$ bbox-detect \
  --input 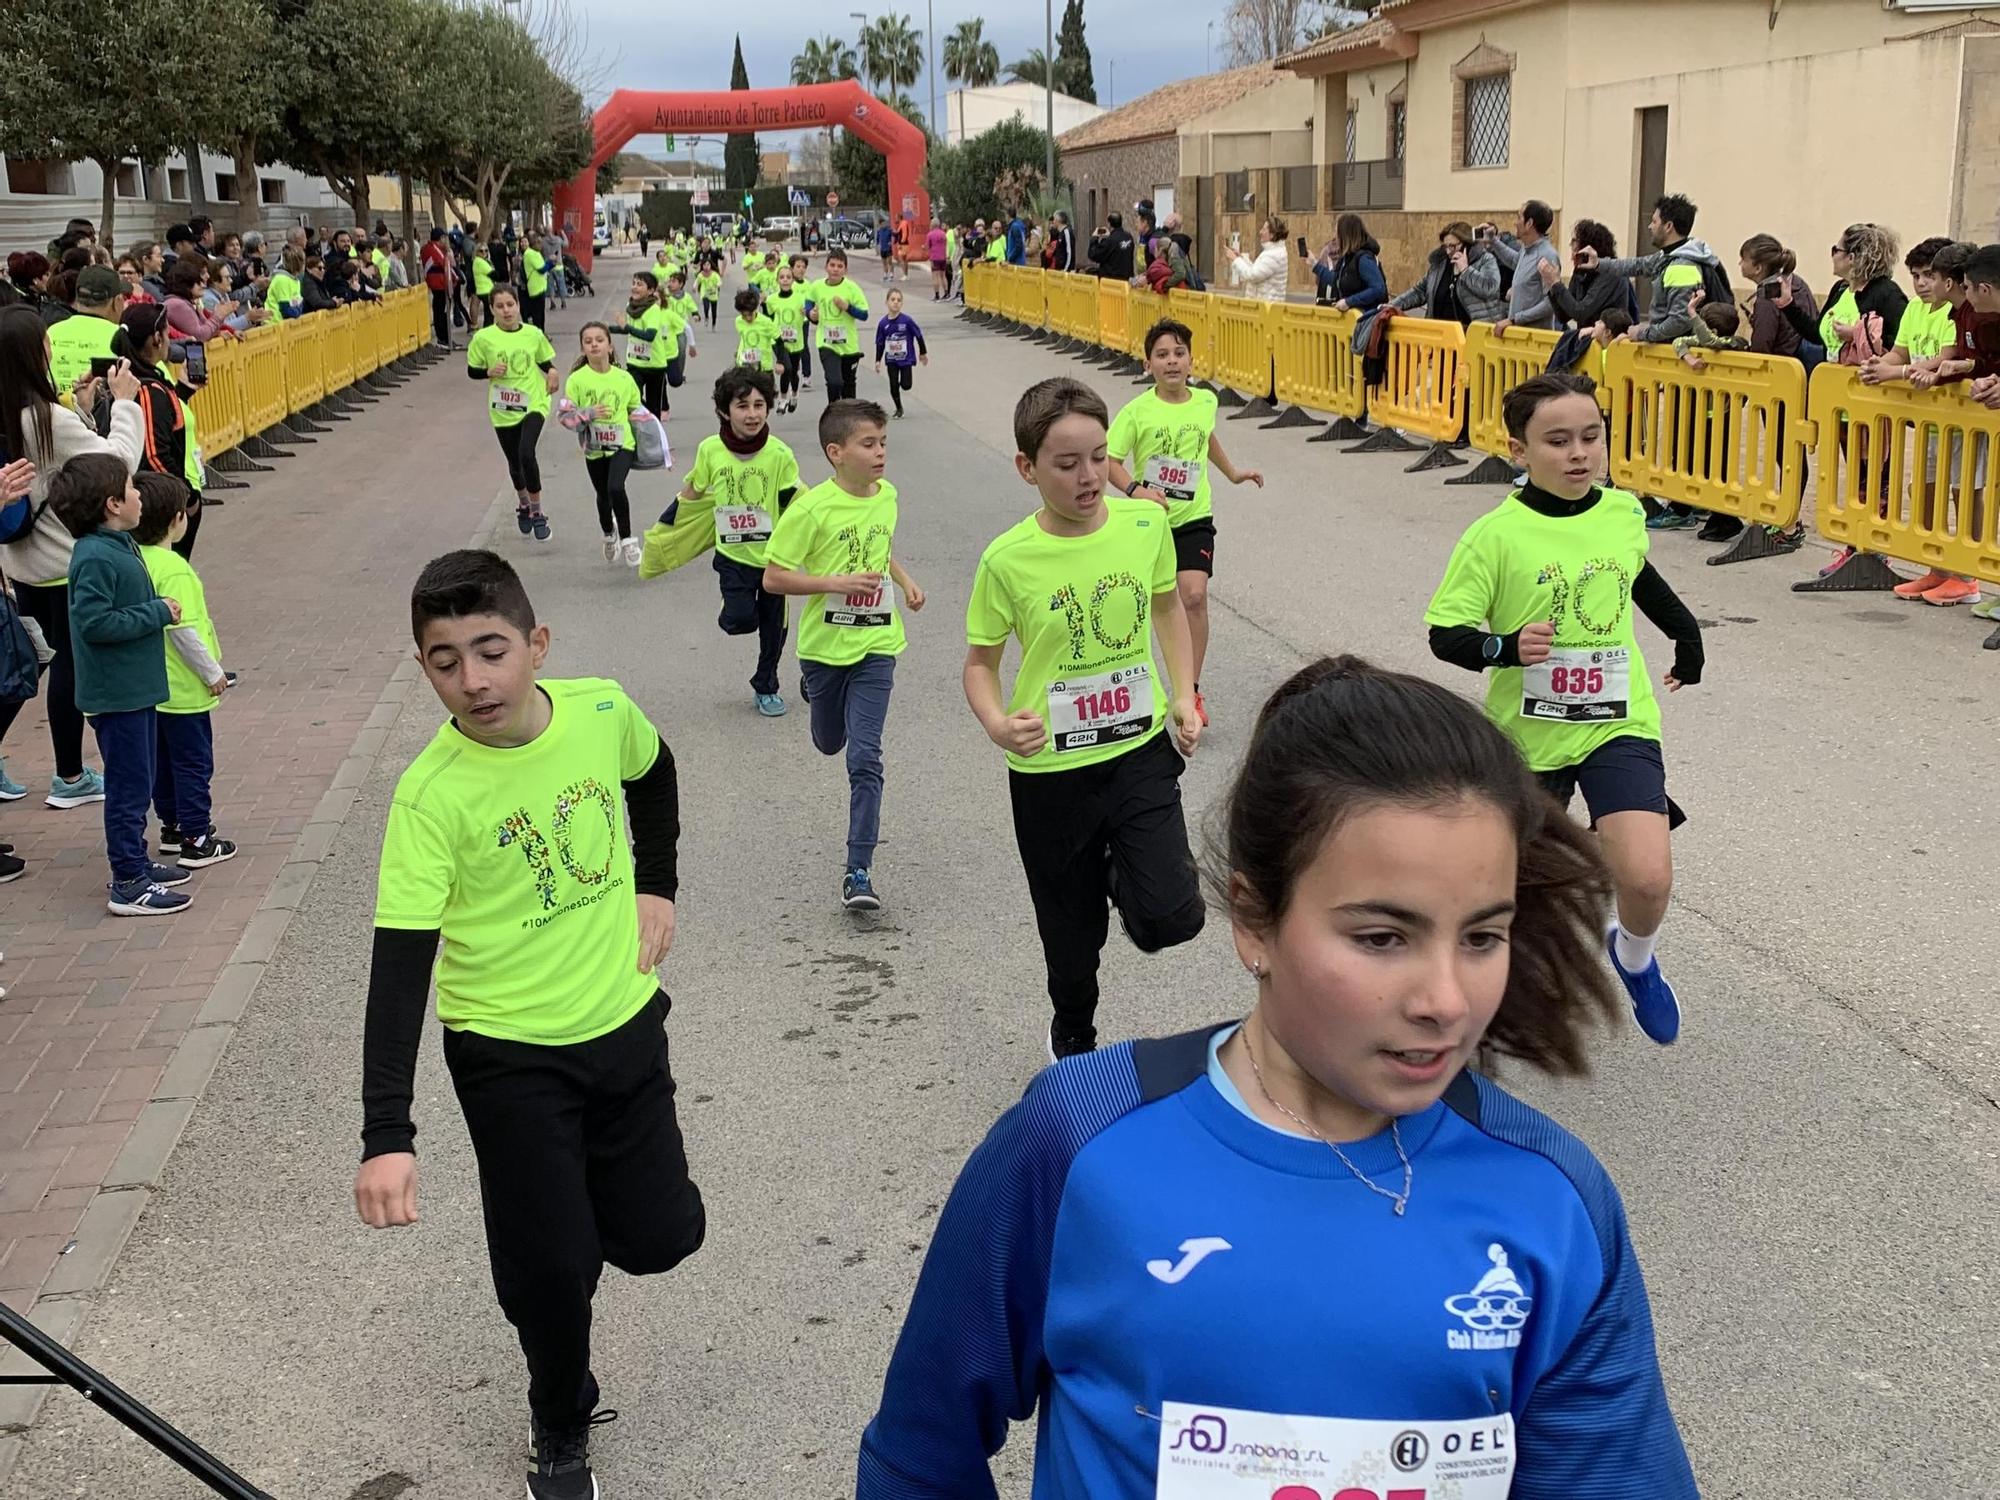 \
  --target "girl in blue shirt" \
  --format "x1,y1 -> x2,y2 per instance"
872,289 -> 928,419
860,655 -> 1697,1500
